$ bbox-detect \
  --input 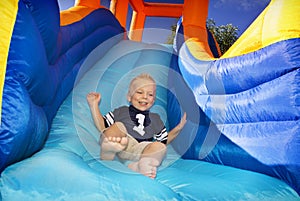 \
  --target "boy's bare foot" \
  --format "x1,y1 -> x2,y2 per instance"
128,157 -> 160,179
101,136 -> 128,160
